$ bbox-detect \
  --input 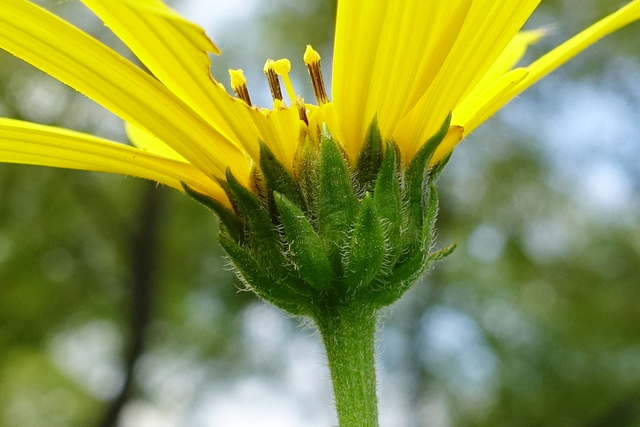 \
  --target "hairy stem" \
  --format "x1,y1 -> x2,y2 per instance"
315,304 -> 379,427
